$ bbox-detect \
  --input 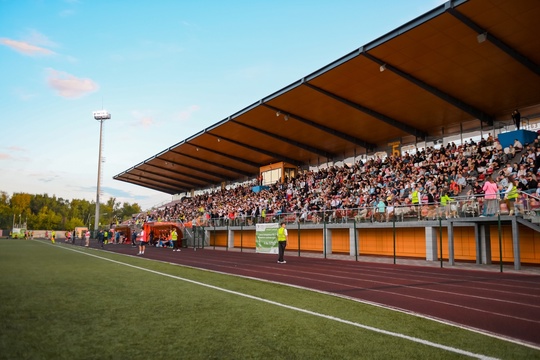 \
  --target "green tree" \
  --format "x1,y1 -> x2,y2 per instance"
0,191 -> 144,232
